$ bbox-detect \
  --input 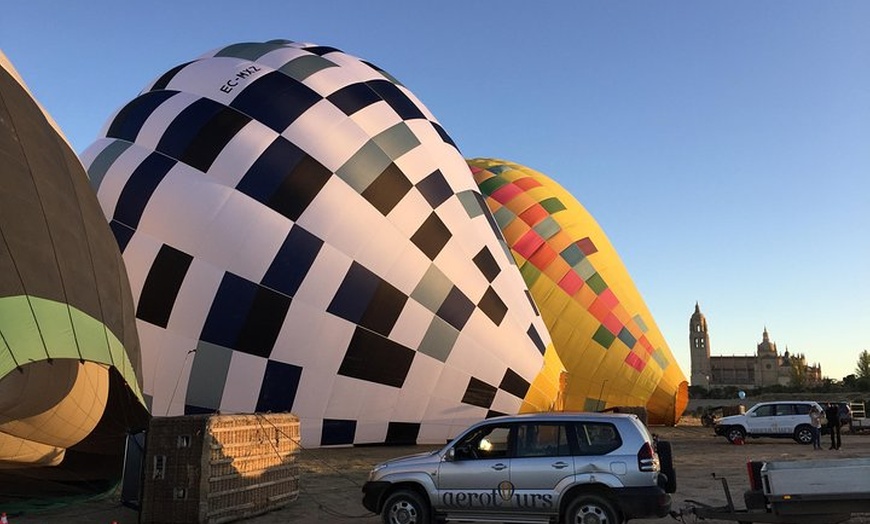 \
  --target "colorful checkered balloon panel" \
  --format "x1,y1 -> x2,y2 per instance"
0,51 -> 148,489
469,158 -> 688,425
81,41 -> 562,446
